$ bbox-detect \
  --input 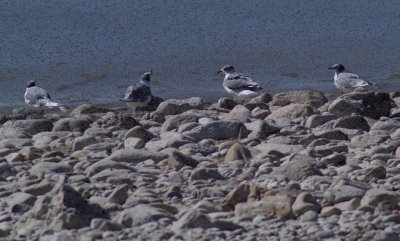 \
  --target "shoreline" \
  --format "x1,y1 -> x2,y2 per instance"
0,89 -> 399,240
